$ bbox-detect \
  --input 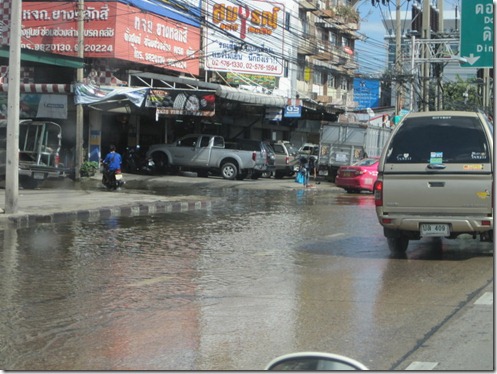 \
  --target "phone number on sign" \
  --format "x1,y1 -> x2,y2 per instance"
210,59 -> 281,73
21,43 -> 114,53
